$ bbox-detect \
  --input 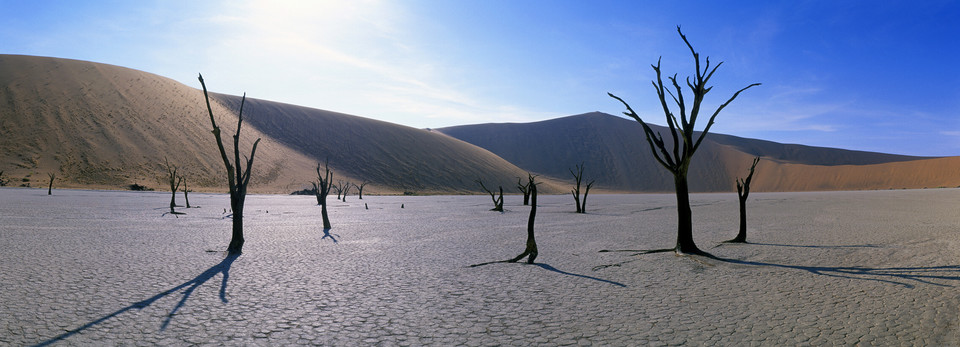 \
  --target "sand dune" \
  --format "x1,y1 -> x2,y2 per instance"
0,55 -> 555,194
2,54 -> 956,194
438,112 -> 955,192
